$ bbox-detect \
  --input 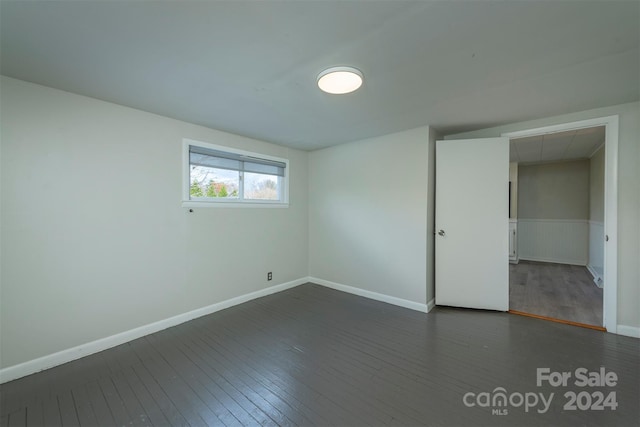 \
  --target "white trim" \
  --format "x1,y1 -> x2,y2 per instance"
309,277 -> 429,313
603,116 -> 619,333
589,142 -> 605,159
3,273 -> 633,384
182,139 -> 191,201
501,117 -> 614,139
517,157 -> 593,167
502,115 -> 618,333
182,201 -> 289,209
587,220 -> 605,288
586,264 -> 604,288
517,218 -> 589,224
519,256 -> 585,266
616,325 -> 640,339
0,278 -> 307,384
